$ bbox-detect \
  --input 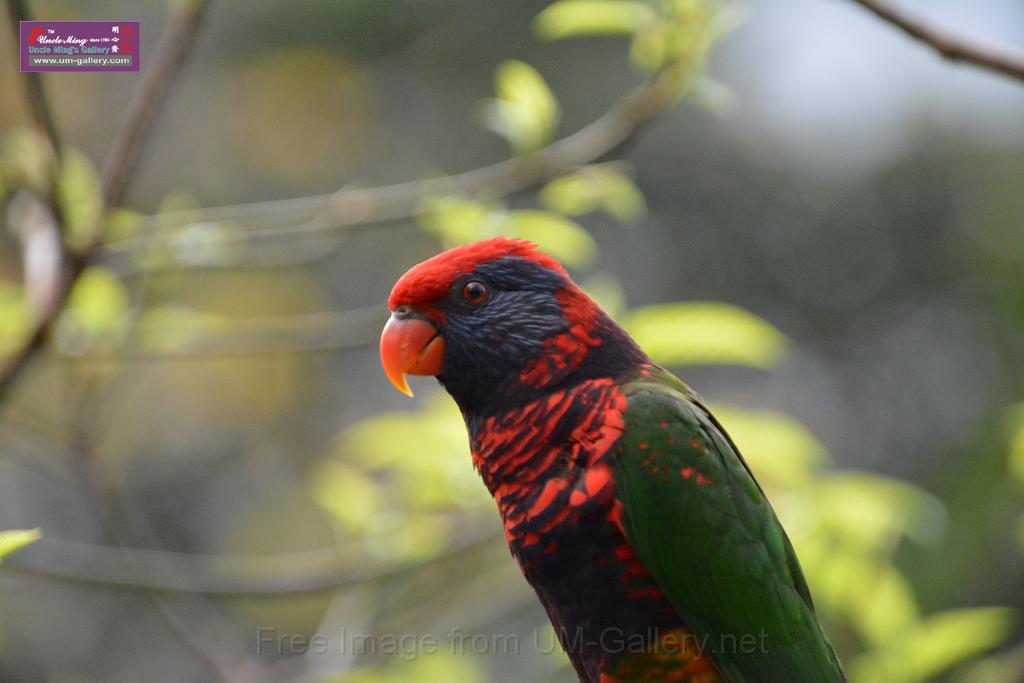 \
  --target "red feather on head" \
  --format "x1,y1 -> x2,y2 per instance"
387,237 -> 568,310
